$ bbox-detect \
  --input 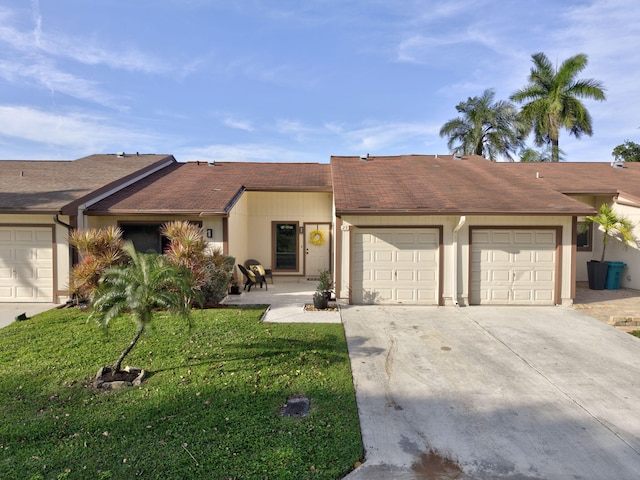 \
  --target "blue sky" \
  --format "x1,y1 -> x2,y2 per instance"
0,0 -> 638,163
